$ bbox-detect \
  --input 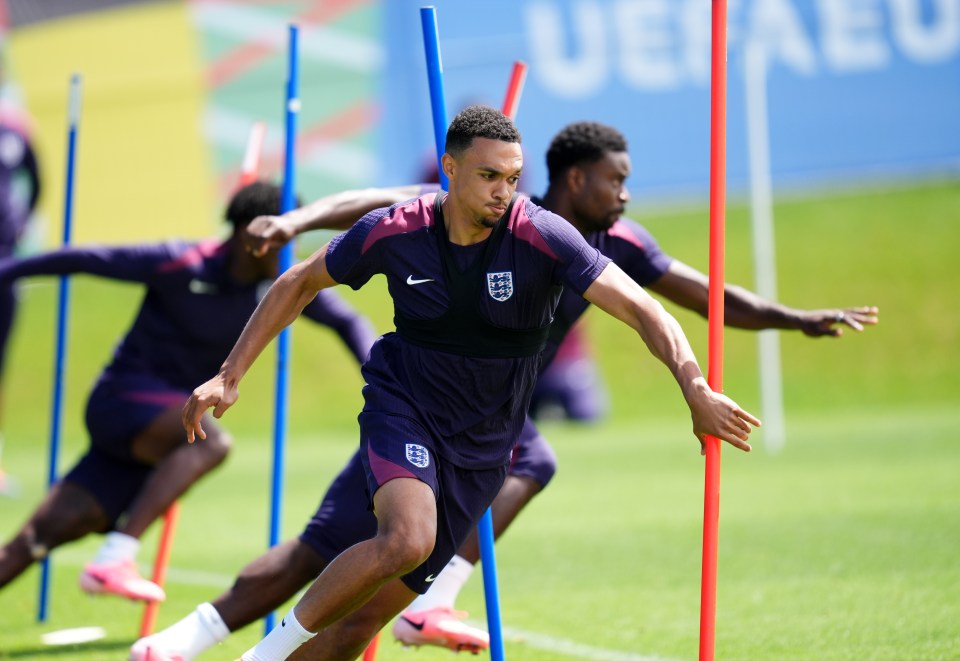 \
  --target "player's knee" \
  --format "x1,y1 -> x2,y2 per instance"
199,428 -> 232,466
377,522 -> 435,574
28,513 -> 95,558
533,445 -> 558,487
511,445 -> 558,488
